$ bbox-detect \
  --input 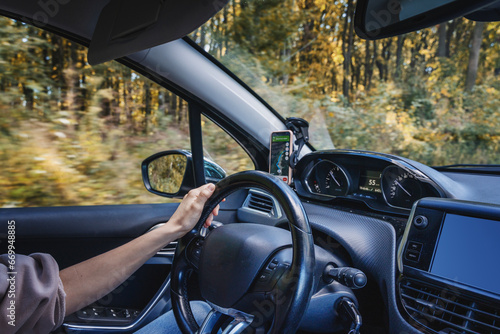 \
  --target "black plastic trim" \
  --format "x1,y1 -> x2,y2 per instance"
188,102 -> 207,187
433,165 -> 500,175
414,197 -> 500,222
